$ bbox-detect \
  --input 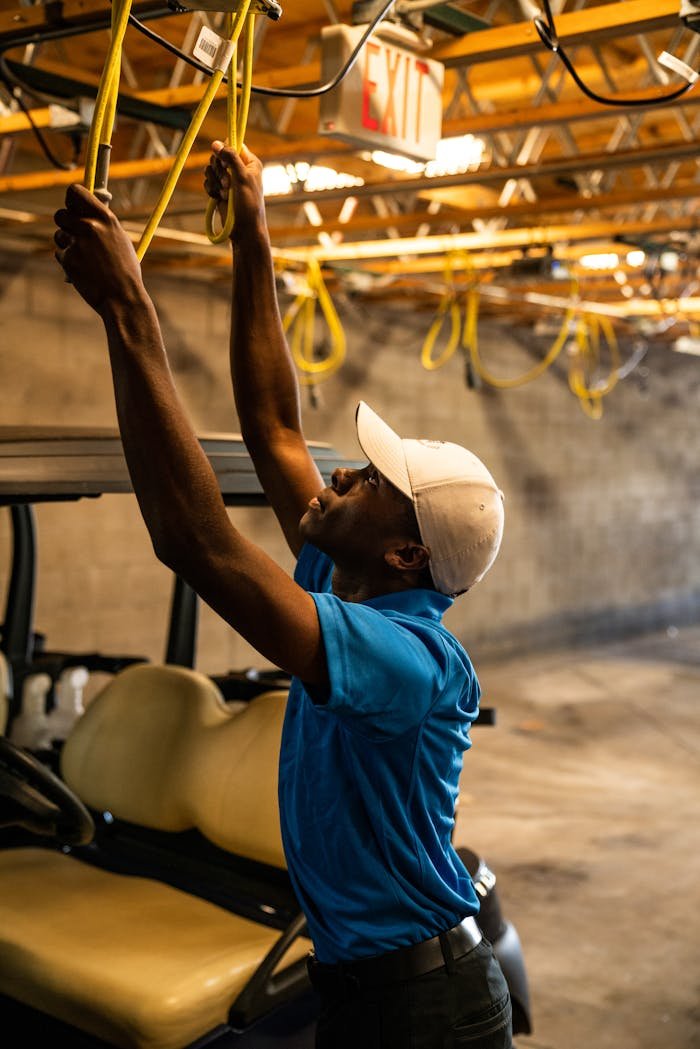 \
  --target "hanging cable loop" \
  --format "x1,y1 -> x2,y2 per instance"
467,278 -> 579,390
204,7 -> 255,244
568,313 -> 620,419
282,259 -> 346,384
85,0 -> 258,257
421,251 -> 478,372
